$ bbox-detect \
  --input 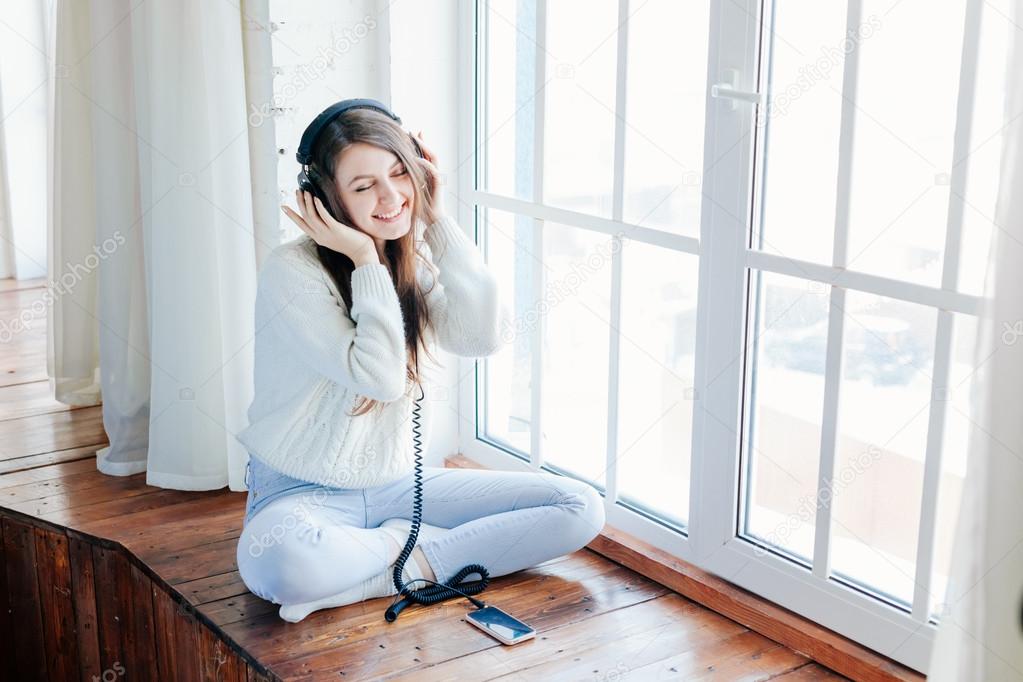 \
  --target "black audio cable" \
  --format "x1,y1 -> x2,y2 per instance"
384,383 -> 491,622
